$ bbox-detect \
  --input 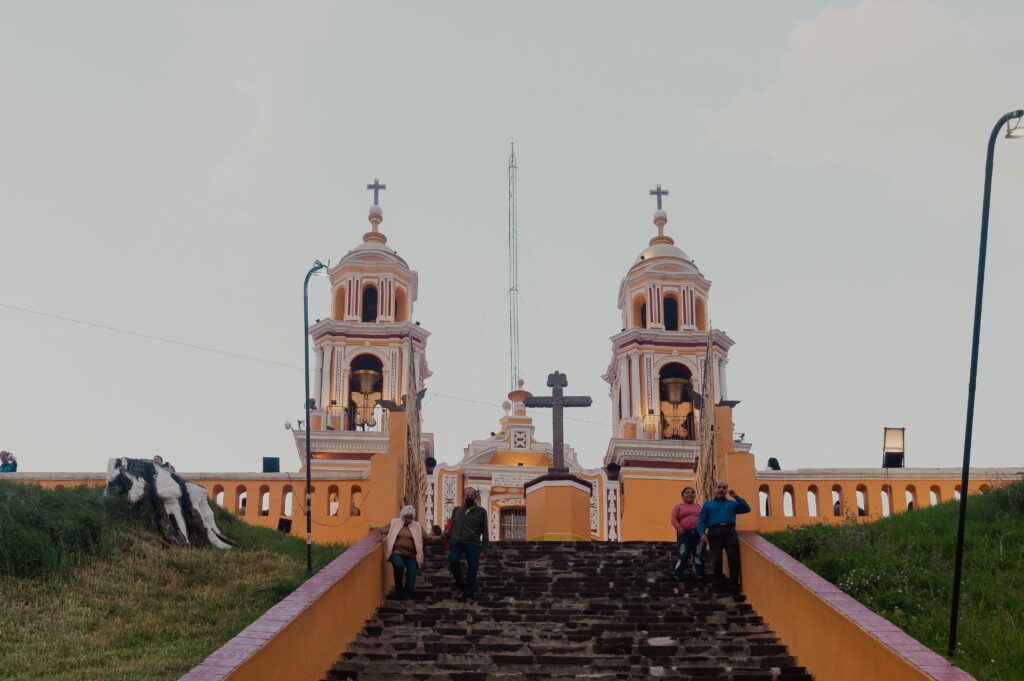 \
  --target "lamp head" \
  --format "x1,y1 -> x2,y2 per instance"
1006,111 -> 1024,139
